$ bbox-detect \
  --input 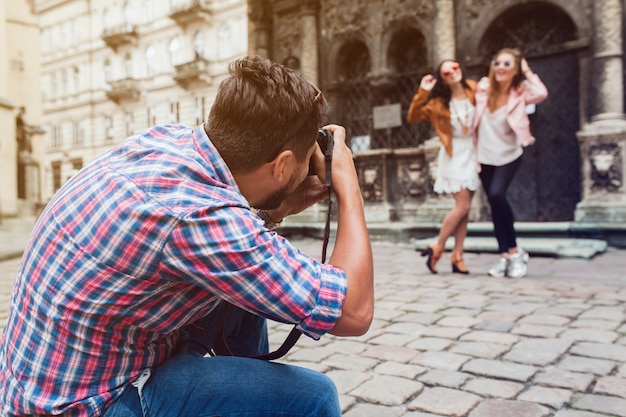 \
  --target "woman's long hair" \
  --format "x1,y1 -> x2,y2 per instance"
427,60 -> 471,108
487,48 -> 525,112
